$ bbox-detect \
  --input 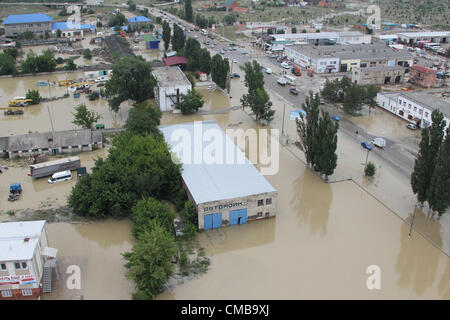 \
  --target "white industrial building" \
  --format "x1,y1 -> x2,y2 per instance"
271,31 -> 371,45
376,91 -> 450,130
152,66 -> 192,112
0,220 -> 58,300
397,31 -> 450,45
284,45 -> 340,73
159,121 -> 278,230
